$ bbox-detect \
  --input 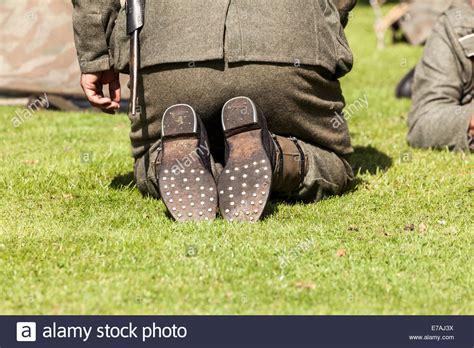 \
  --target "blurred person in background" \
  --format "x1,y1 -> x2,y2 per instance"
407,0 -> 474,152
